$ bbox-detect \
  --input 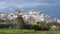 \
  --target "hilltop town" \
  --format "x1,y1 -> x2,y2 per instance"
0,10 -> 60,24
